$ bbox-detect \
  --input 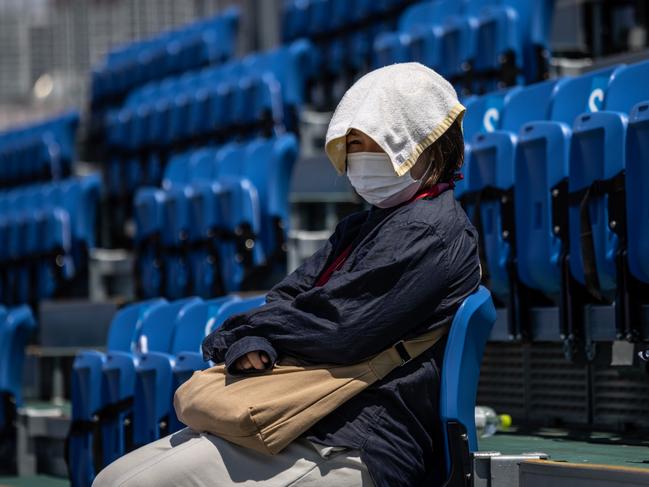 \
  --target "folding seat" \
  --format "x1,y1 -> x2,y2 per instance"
99,298 -> 200,467
473,5 -> 522,92
396,0 -> 463,72
34,208 -> 74,301
203,295 -> 267,337
6,214 -> 30,305
134,189 -> 166,298
161,185 -> 194,299
56,176 -> 101,256
133,296 -> 247,445
514,67 -> 618,300
626,100 -> 649,286
0,306 -> 36,432
508,68 -> 622,347
122,104 -> 150,190
68,299 -> 166,487
104,110 -> 130,199
468,79 -> 558,338
0,219 -> 7,303
282,0 -> 310,43
185,85 -> 214,144
241,135 -> 299,275
186,181 -> 227,298
458,89 -> 517,220
216,176 -> 265,292
438,2 -> 482,87
373,31 -> 412,68
254,41 -> 313,130
439,286 -> 497,483
568,60 -> 649,341
162,151 -> 194,190
167,92 -> 195,149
